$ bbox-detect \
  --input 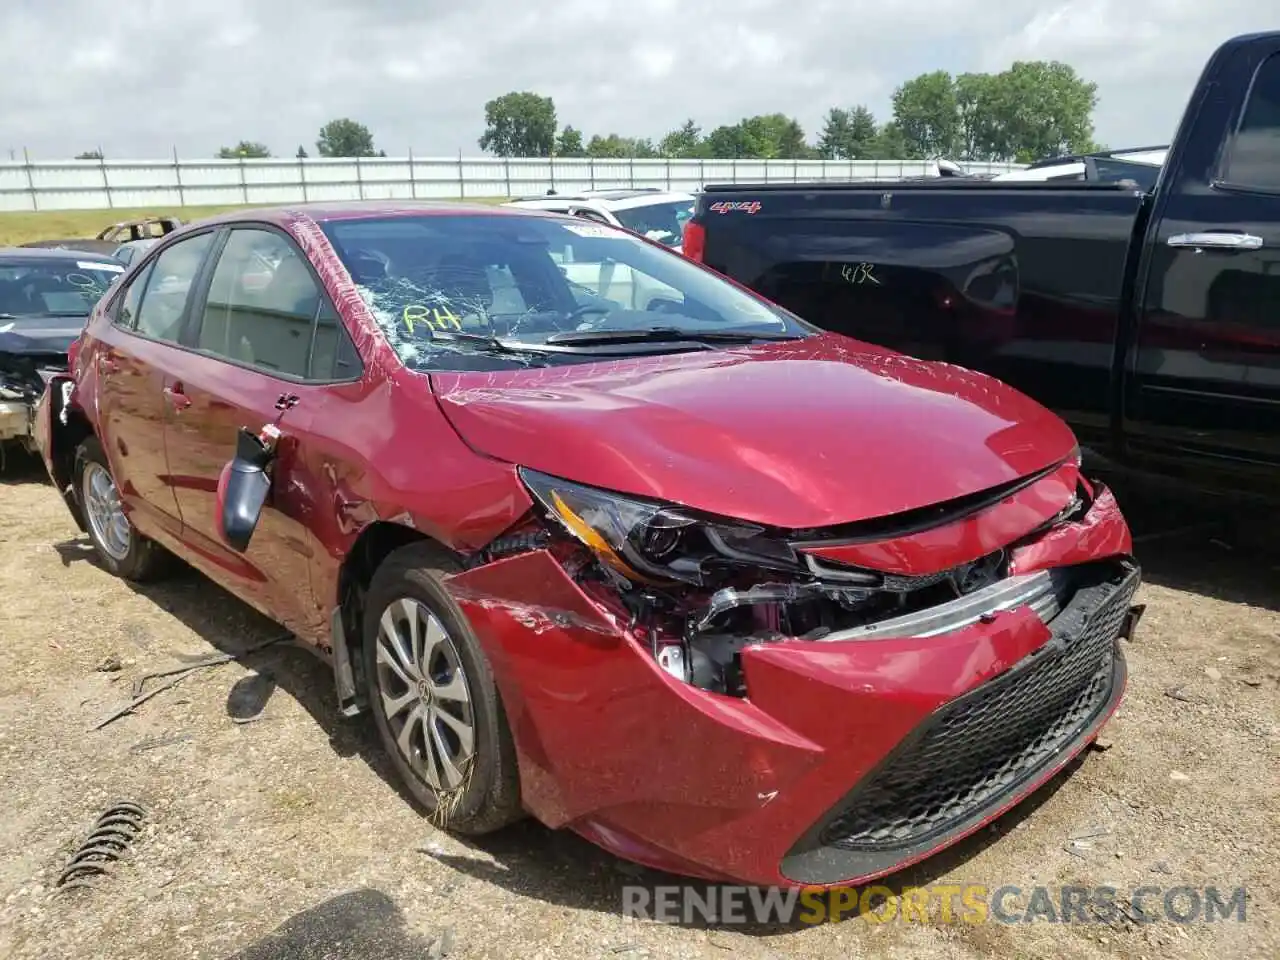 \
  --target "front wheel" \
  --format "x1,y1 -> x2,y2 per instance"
362,542 -> 522,834
74,437 -> 171,581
